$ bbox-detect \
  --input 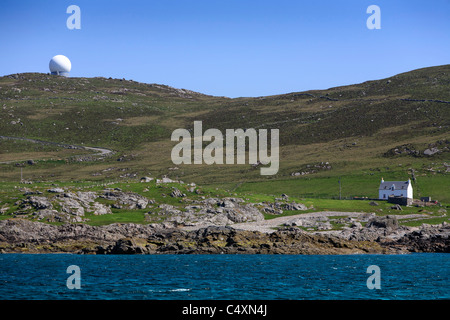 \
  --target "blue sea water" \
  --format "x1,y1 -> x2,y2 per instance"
0,253 -> 448,300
